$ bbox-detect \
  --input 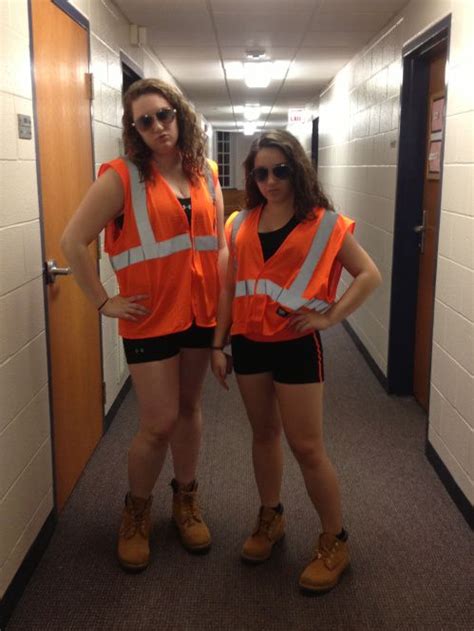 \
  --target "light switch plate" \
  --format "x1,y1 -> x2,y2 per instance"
18,114 -> 32,140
